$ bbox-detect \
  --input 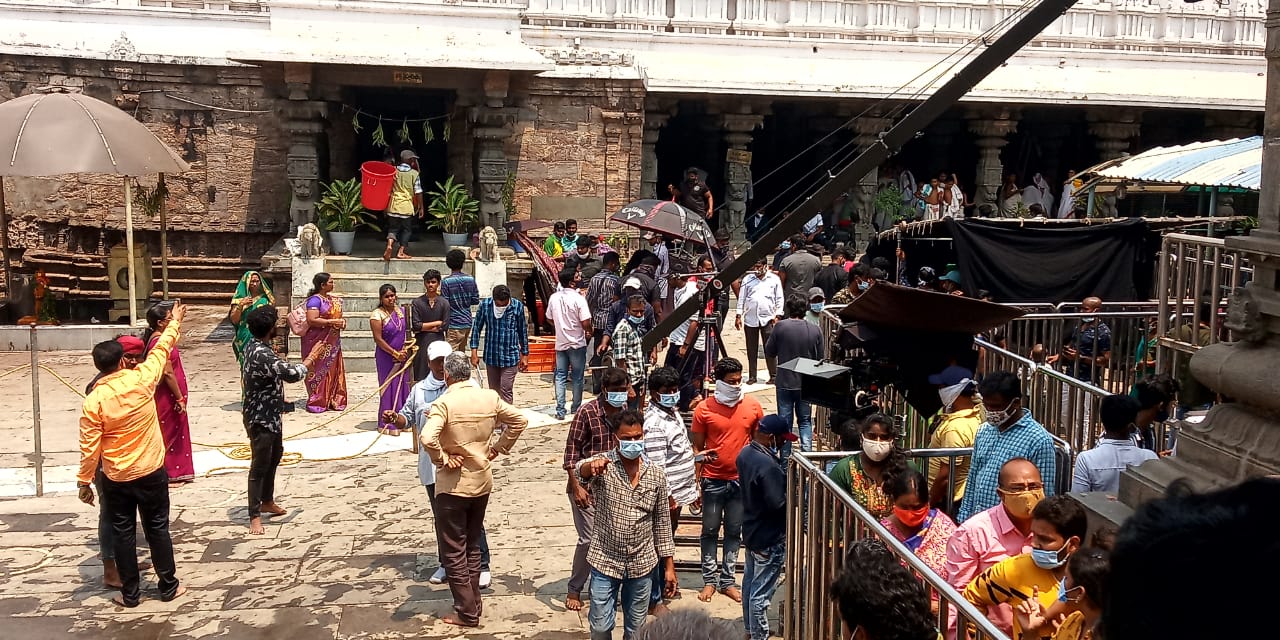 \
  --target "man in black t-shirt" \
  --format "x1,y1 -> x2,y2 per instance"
670,167 -> 714,221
